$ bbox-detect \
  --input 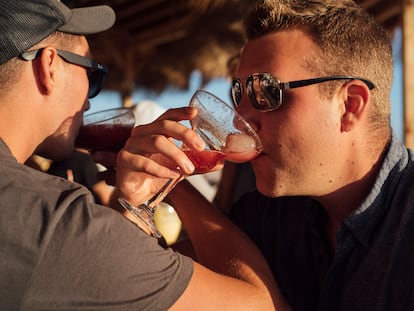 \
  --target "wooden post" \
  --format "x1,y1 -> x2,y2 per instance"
402,0 -> 414,149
